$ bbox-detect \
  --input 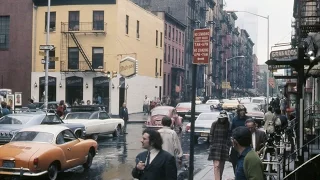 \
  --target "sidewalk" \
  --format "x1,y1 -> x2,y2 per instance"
194,162 -> 235,180
128,112 -> 149,123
